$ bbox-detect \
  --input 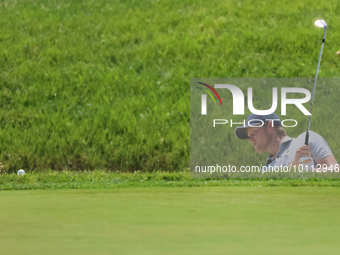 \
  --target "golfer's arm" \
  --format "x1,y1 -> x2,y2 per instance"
316,155 -> 339,169
287,155 -> 338,170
